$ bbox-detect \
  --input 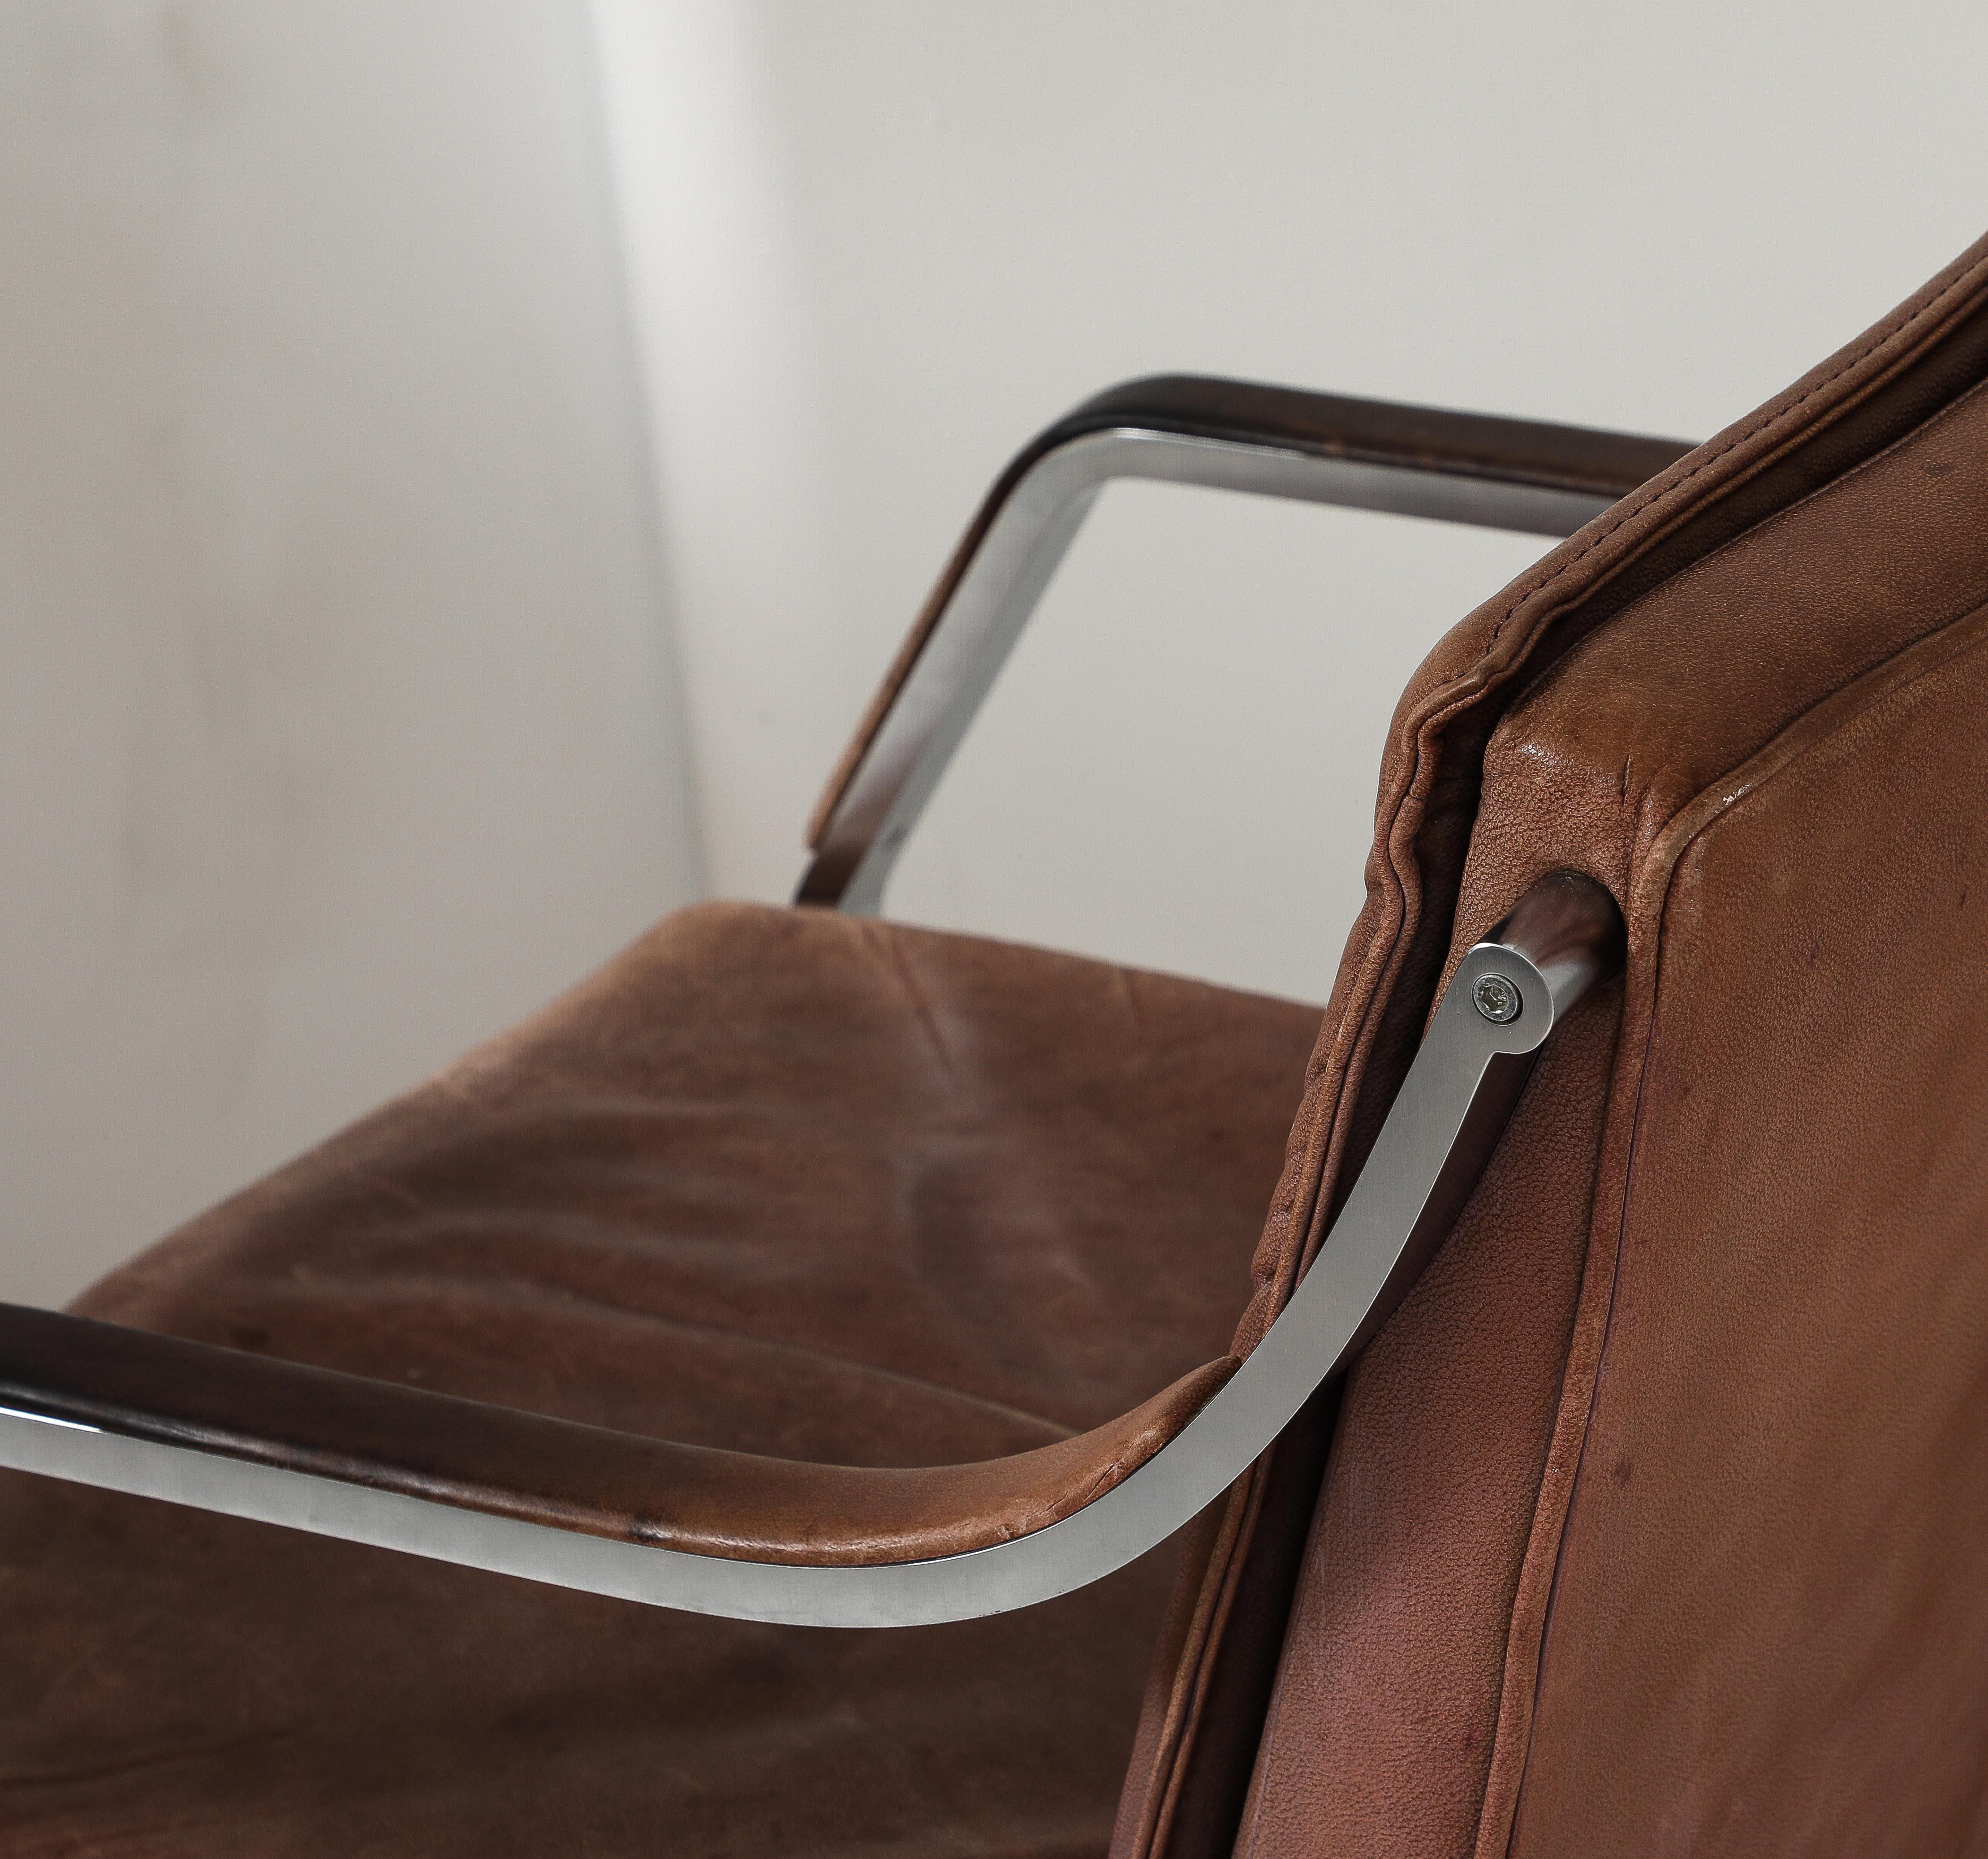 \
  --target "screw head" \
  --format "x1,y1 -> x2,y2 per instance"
1473,972 -> 1522,1024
